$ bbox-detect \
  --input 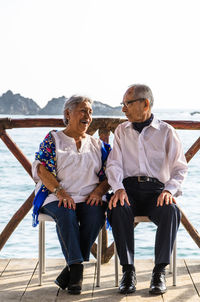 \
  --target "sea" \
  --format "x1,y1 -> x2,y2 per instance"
0,108 -> 200,260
